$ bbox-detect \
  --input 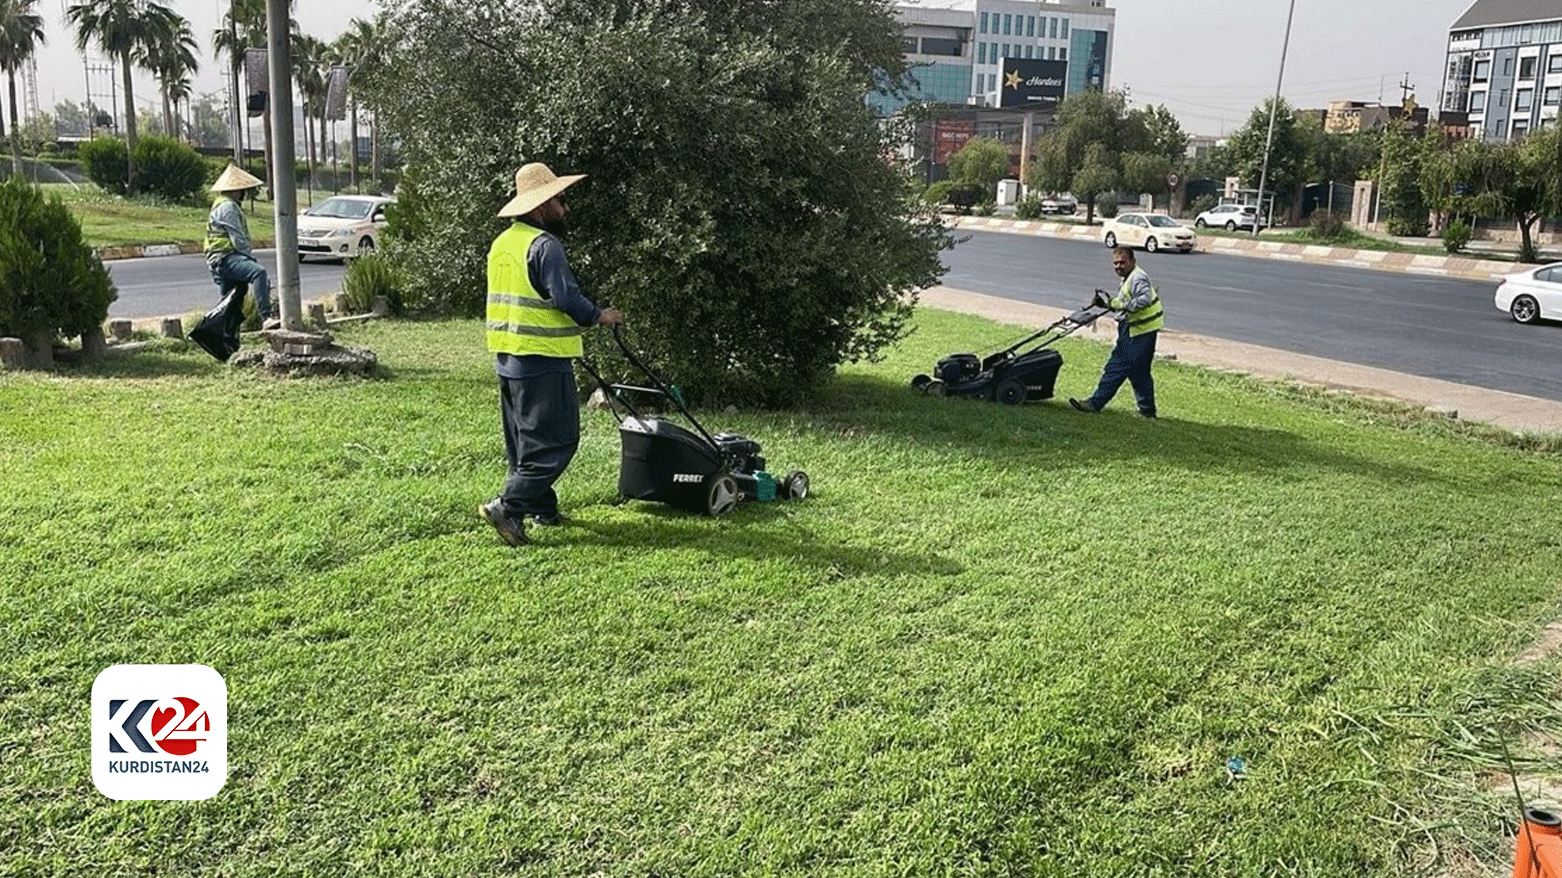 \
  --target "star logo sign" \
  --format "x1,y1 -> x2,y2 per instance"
1004,69 -> 1022,90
